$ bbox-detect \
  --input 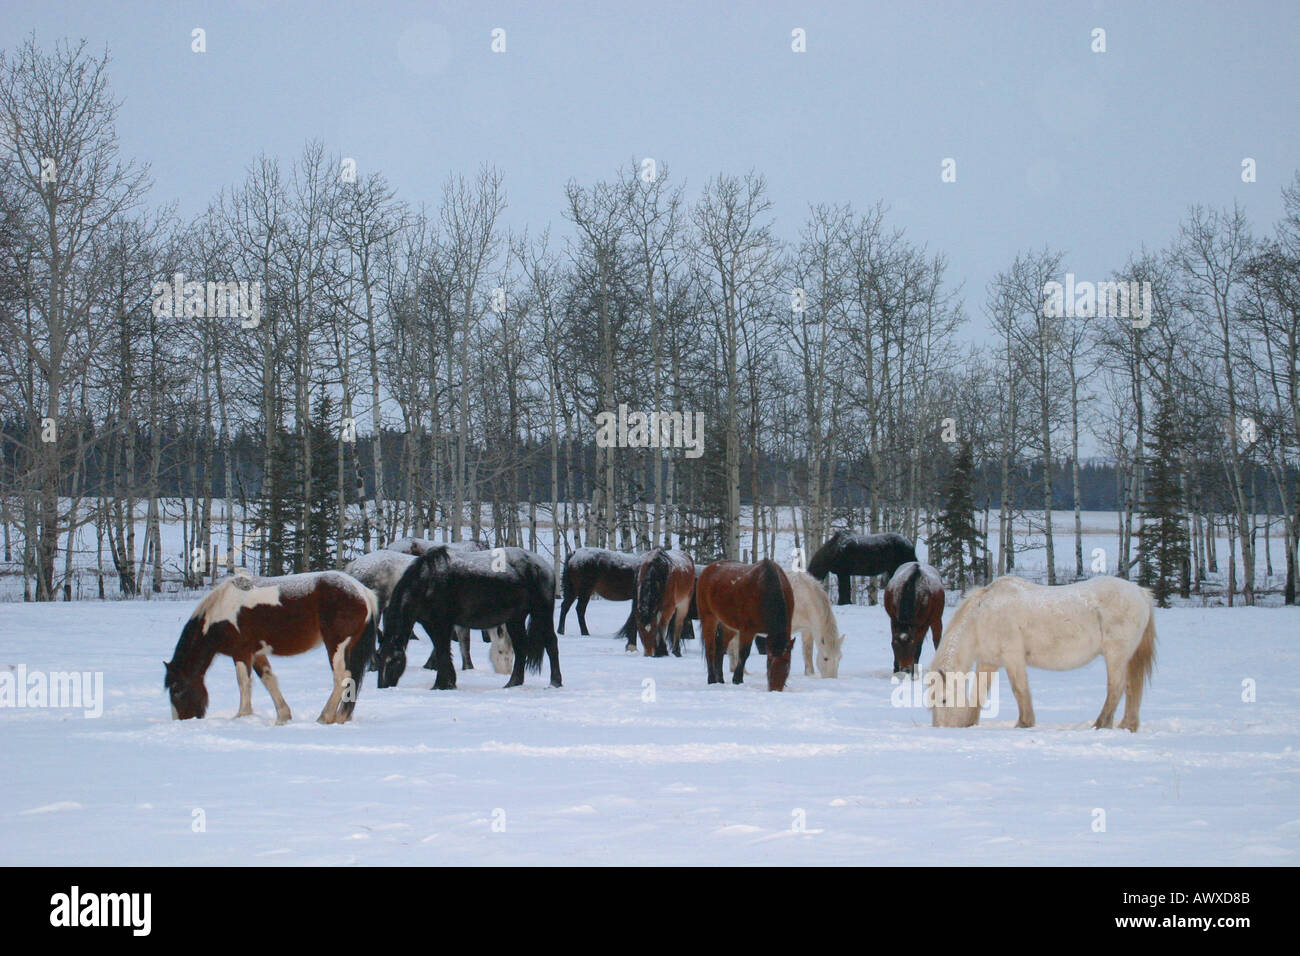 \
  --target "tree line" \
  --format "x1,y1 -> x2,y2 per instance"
2,37 -> 1298,606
